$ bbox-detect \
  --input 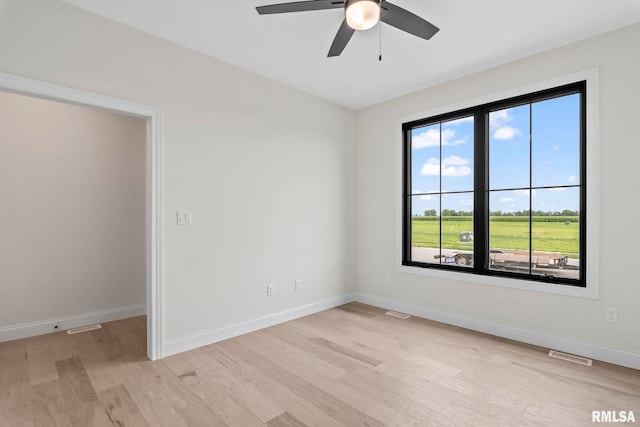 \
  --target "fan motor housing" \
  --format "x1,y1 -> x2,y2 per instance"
345,0 -> 381,31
